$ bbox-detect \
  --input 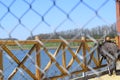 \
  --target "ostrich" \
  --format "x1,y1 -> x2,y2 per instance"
98,39 -> 120,75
